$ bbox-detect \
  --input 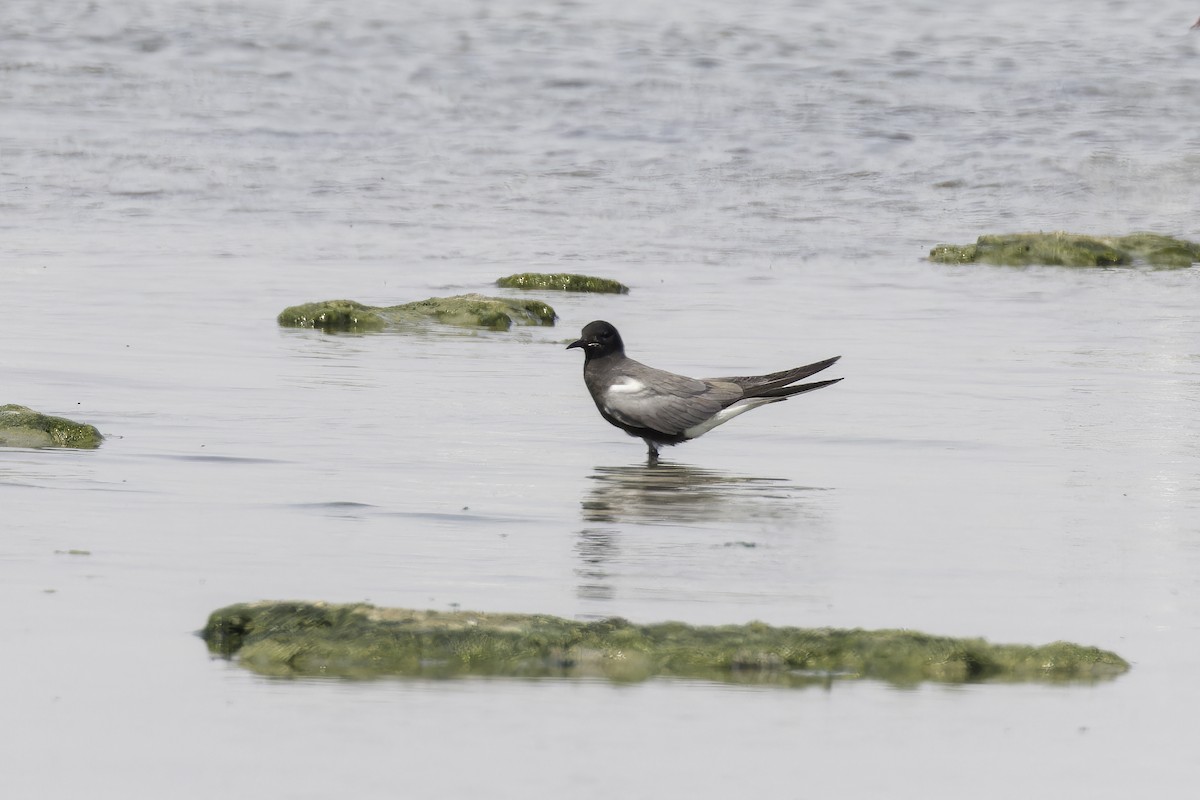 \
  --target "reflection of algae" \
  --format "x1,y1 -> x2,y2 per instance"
278,294 -> 558,332
929,232 -> 1200,268
202,601 -> 1129,687
496,273 -> 629,294
0,404 -> 103,448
